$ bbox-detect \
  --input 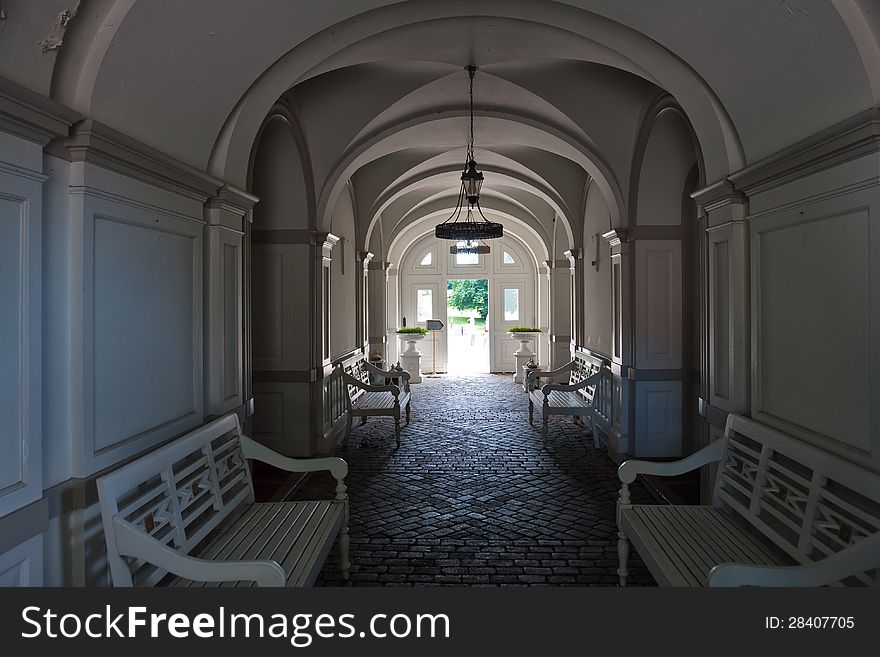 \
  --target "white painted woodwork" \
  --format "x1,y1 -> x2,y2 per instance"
0,137 -> 44,517
749,175 -> 878,467
204,223 -> 244,417
634,240 -> 682,370
97,413 -> 350,587
78,180 -> 204,476
398,233 -> 538,373
617,414 -> 880,587
0,535 -> 43,587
